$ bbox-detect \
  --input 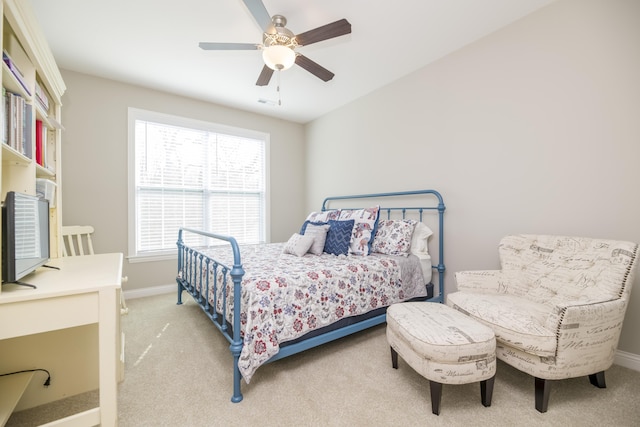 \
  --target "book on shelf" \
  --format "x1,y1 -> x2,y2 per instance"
2,87 -> 7,145
2,50 -> 31,96
22,101 -> 32,159
36,119 -> 43,166
2,89 -> 33,159
35,81 -> 50,112
42,123 -> 49,169
36,120 -> 49,168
